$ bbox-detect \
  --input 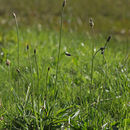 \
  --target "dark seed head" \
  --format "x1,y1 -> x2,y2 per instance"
101,50 -> 104,55
34,49 -> 36,54
27,44 -> 29,50
65,52 -> 71,56
62,0 -> 66,7
107,36 -> 111,42
100,47 -> 105,51
48,67 -> 50,71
